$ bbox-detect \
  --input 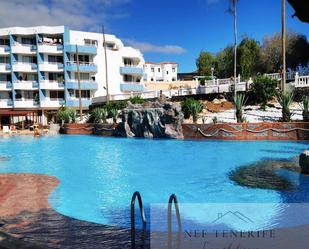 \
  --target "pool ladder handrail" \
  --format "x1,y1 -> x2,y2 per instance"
131,191 -> 146,249
168,194 -> 182,249
168,194 -> 182,233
